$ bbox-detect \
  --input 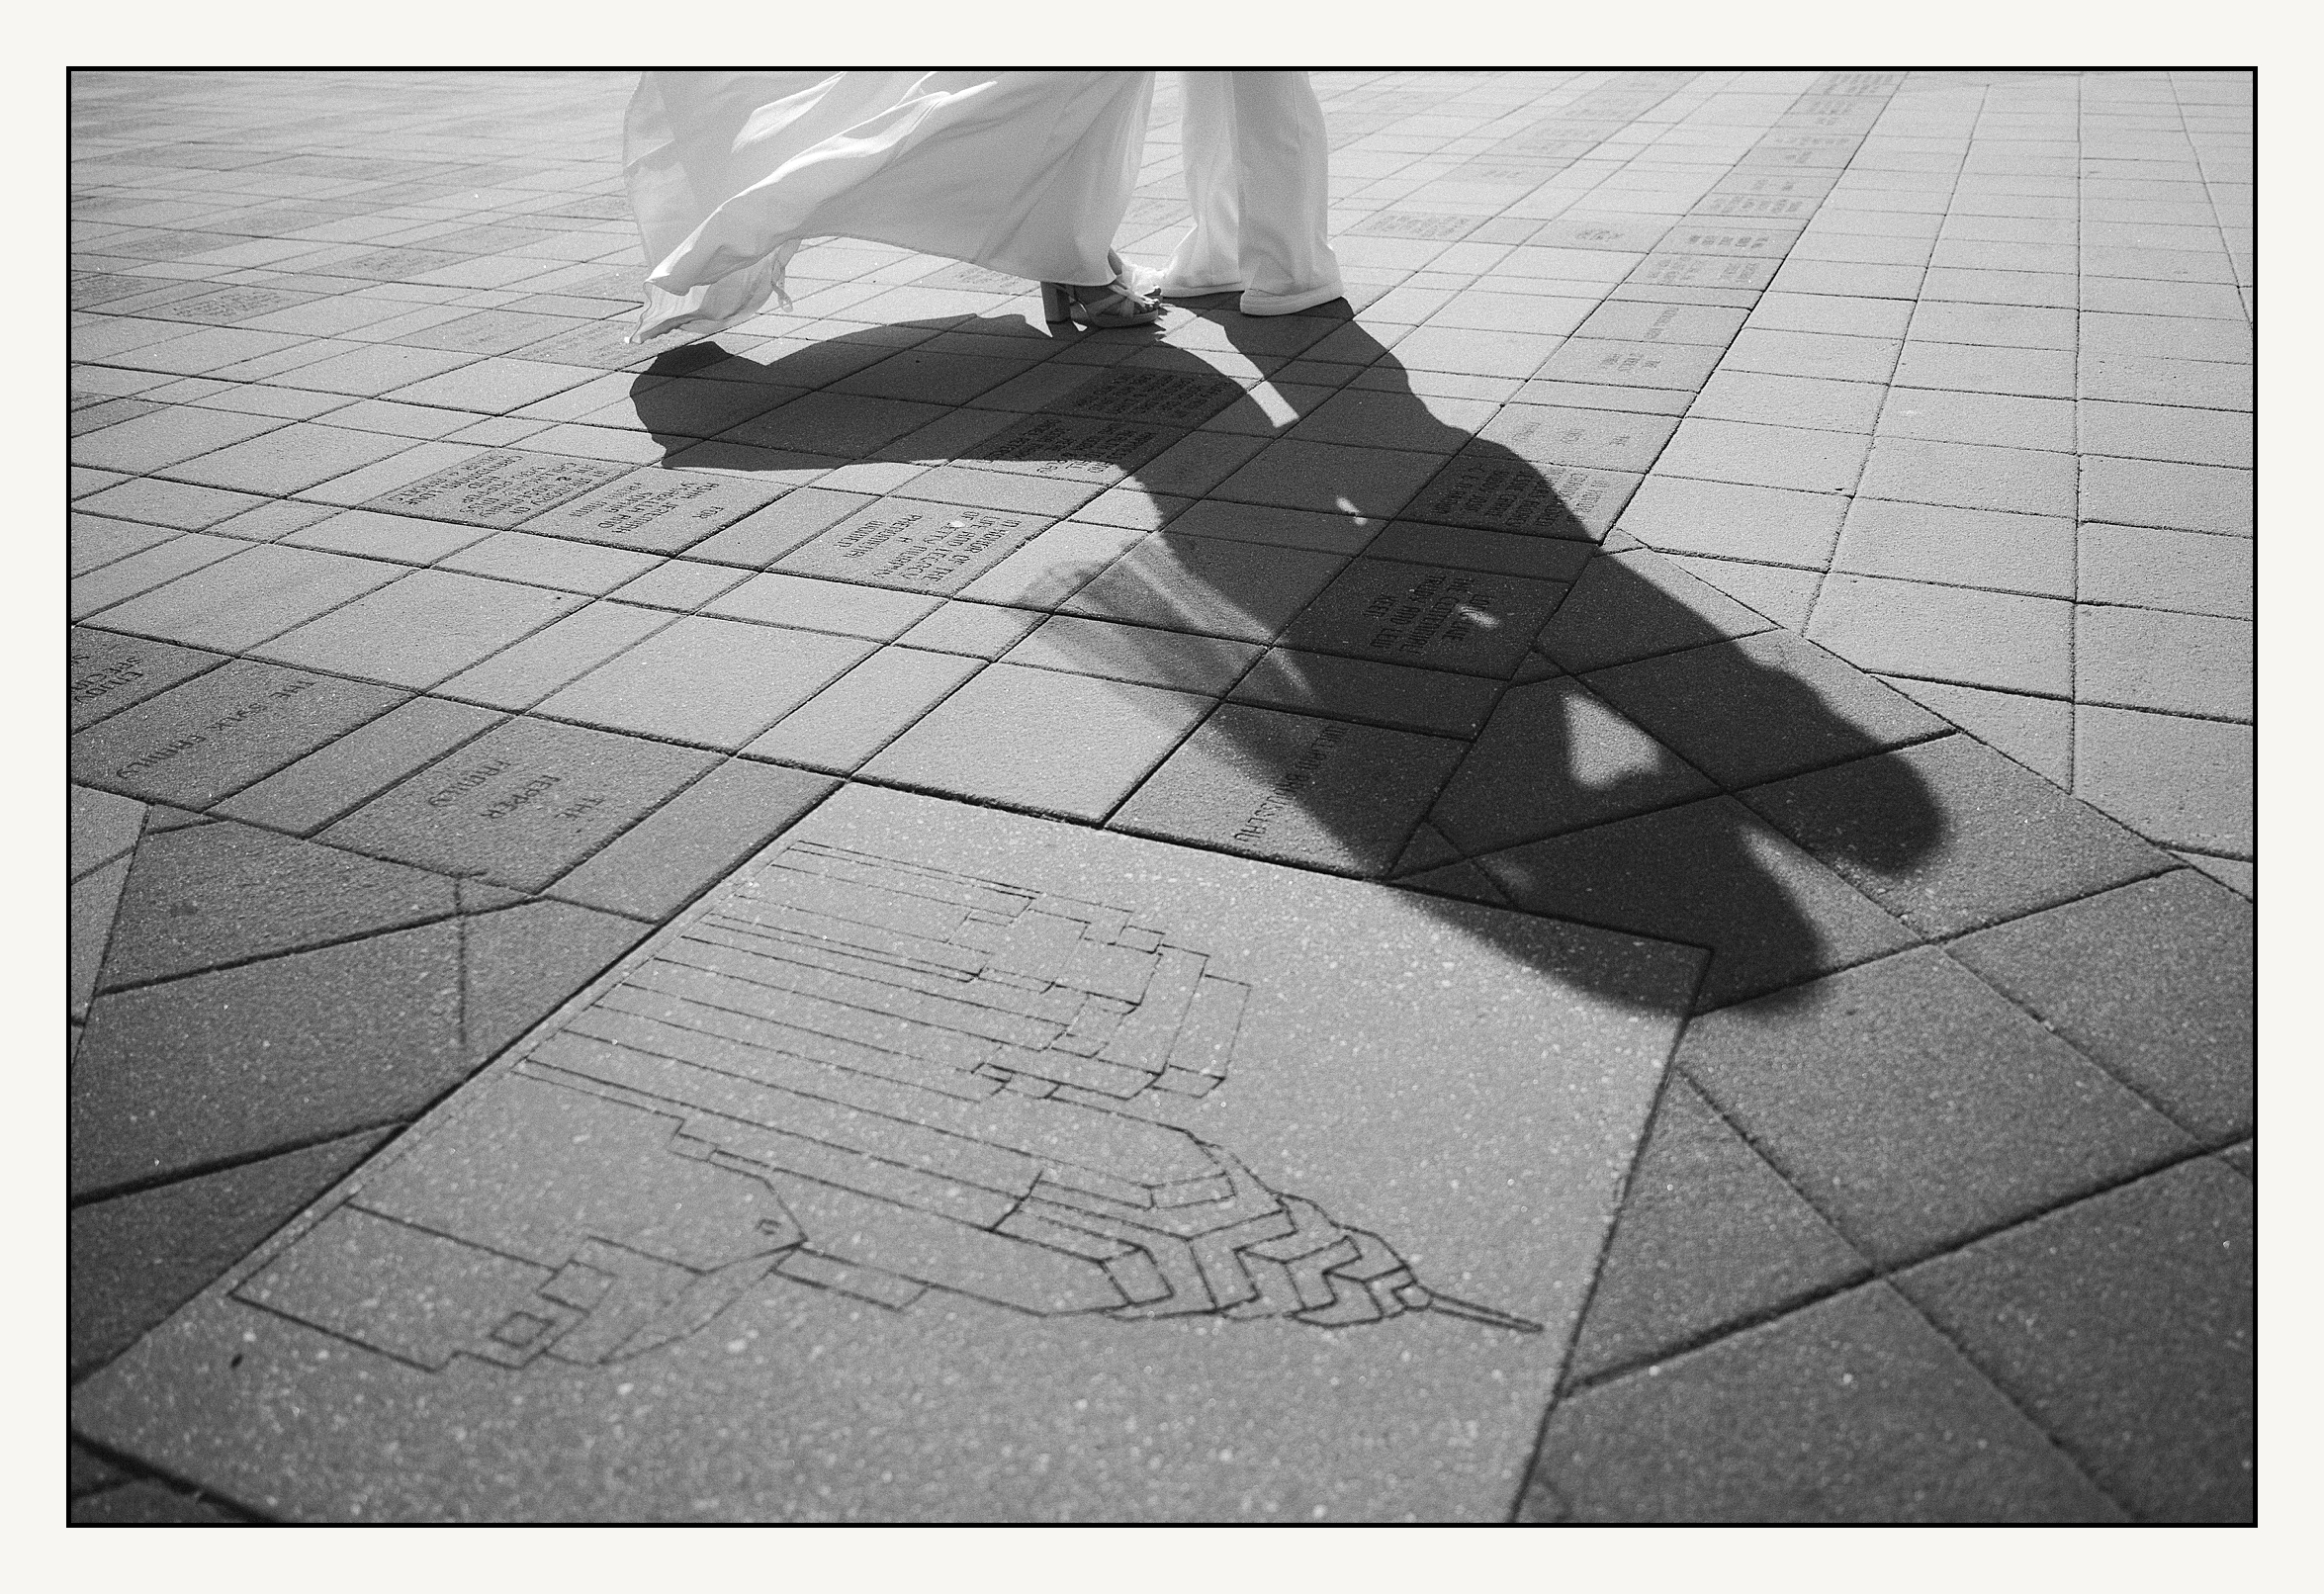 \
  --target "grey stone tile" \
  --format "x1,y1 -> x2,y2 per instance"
1871,674 -> 2073,787
1112,704 -> 1468,875
1227,647 -> 1502,738
208,692 -> 501,835
1689,370 -> 1887,433
705,573 -> 939,642
2075,606 -> 2251,720
518,470 -> 792,555
71,533 -> 250,623
1062,531 -> 1347,646
2078,400 -> 2251,468
68,1481 -> 253,1525
2080,310 -> 2250,364
685,486 -> 877,570
1741,292 -> 1913,340
1832,498 -> 2074,599
1537,547 -> 1774,673
772,501 -> 1052,597
1534,337 -> 1725,390
434,600 -> 672,712
70,1128 -> 394,1374
743,647 -> 985,772
1893,1159 -> 2252,1523
1428,677 -> 1715,855
1891,340 -> 2076,399
1524,1284 -> 2122,1524
70,783 -> 147,881
1403,454 -> 1641,541
1211,437 -> 1444,520
256,569 -> 585,688
1809,572 -> 2073,698
1856,437 -> 2075,517
1366,521 -> 1593,583
70,658 -> 406,809
1720,327 -> 1900,384
69,851 -> 134,1019
1472,402 -> 1679,474
1574,299 -> 1749,345
94,543 -> 407,654
2080,456 -> 2251,536
70,627 -> 225,732
1585,629 -> 1947,789
537,615 -> 874,751
862,662 -> 1211,820
1682,948 -> 2194,1266
77,477 -> 272,531
1562,1076 -> 1869,1383
1740,734 -> 2173,938
896,599 -> 1048,659
357,448 -> 633,529
1279,557 -> 1566,678
434,529 -> 659,594
1949,871 -> 2253,1140
552,758 -> 838,920
166,421 -> 422,495
2079,353 -> 2251,412
1875,387 -> 2075,452
2078,522 -> 2251,619
1904,301 -> 2077,349
1475,794 -> 1916,1010
1279,385 -> 1497,451
320,716 -> 716,891
1615,476 -> 1847,569
1003,614 -> 1261,695
1657,416 -> 1871,493
1159,499 -> 1373,557
2074,703 -> 2251,857
1387,321 -> 1565,378
265,341 -> 483,396
70,515 -> 178,577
